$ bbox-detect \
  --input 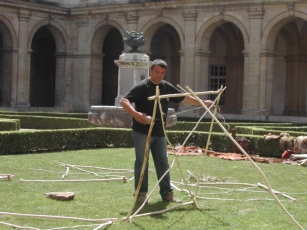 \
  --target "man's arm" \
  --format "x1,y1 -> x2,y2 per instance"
182,95 -> 213,108
120,97 -> 150,124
